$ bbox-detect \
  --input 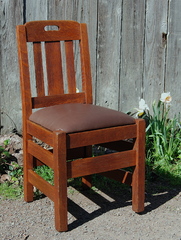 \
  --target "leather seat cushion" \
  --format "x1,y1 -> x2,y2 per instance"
29,103 -> 135,133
